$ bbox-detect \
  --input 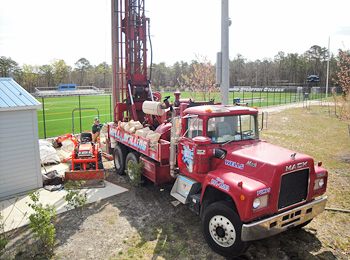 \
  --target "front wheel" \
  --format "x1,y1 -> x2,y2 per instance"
202,201 -> 248,258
